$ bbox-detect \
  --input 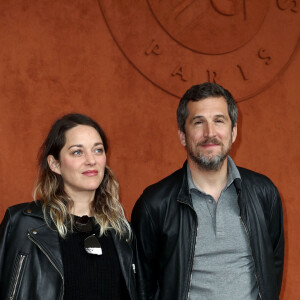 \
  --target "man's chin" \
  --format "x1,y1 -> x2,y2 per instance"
201,152 -> 222,161
192,154 -> 227,171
